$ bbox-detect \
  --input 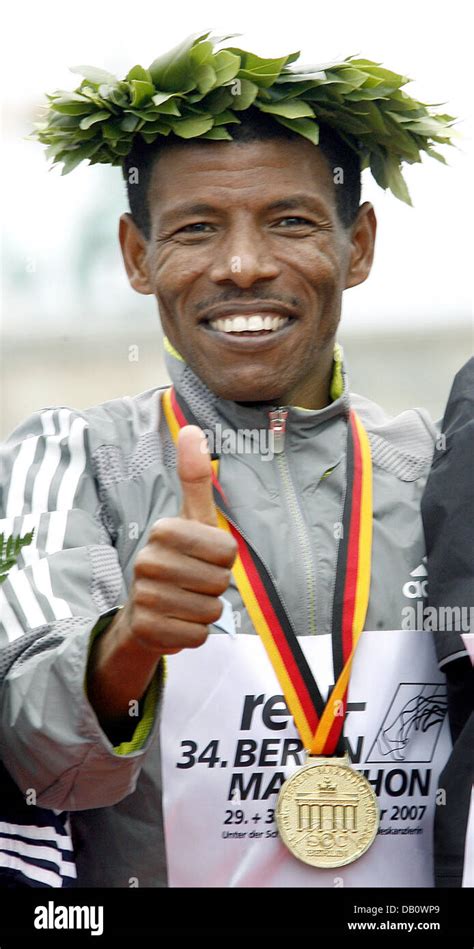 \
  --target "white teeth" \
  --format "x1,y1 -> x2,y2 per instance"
209,314 -> 290,334
248,315 -> 264,331
233,316 -> 248,332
